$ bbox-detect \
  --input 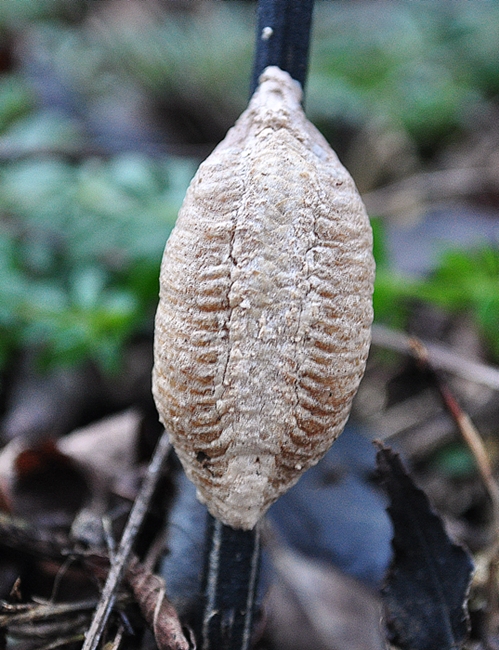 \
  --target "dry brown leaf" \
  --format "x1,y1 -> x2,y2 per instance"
0,439 -> 88,527
0,410 -> 140,514
0,437 -> 23,504
267,546 -> 385,650
57,409 -> 140,491
126,556 -> 192,650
